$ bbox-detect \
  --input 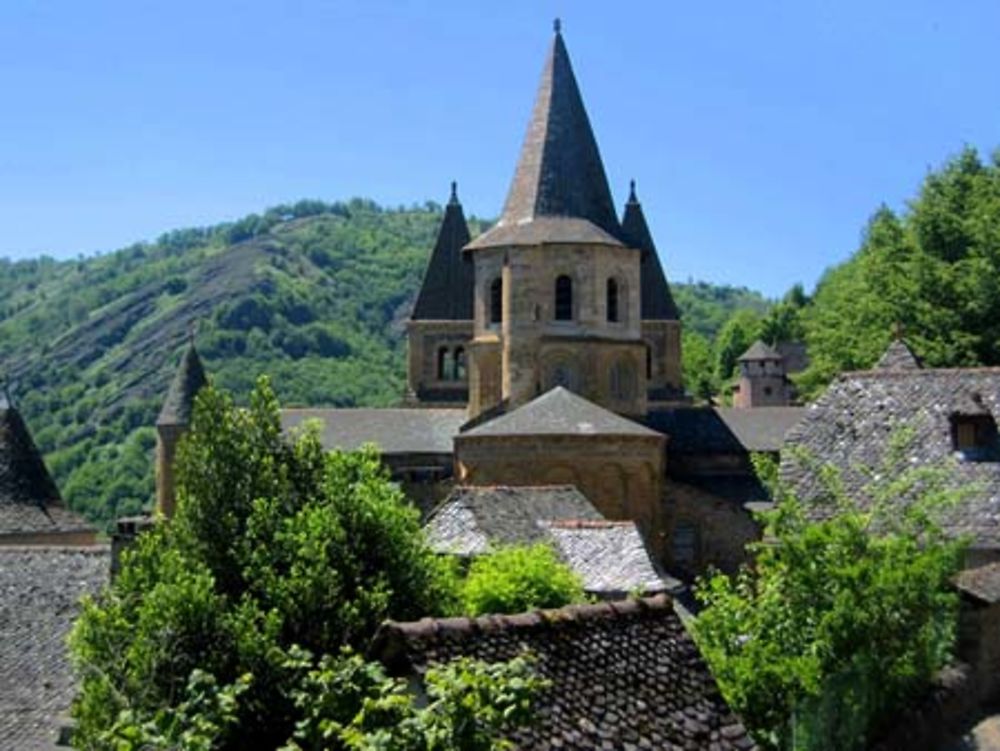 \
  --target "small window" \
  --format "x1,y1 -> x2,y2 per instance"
453,347 -> 466,380
645,344 -> 653,379
489,278 -> 502,325
951,413 -> 1000,461
555,275 -> 573,321
436,347 -> 451,380
606,278 -> 619,322
672,521 -> 699,568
